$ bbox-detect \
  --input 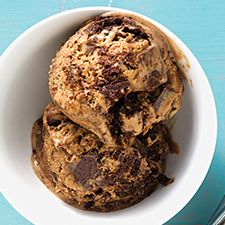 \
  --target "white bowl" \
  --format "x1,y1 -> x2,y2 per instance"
0,7 -> 217,225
